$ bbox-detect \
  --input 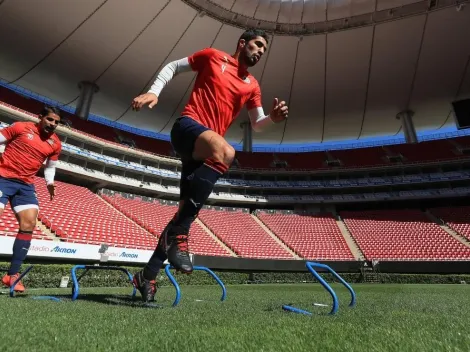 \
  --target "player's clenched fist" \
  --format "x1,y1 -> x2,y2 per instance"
132,93 -> 159,111
270,98 -> 288,123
